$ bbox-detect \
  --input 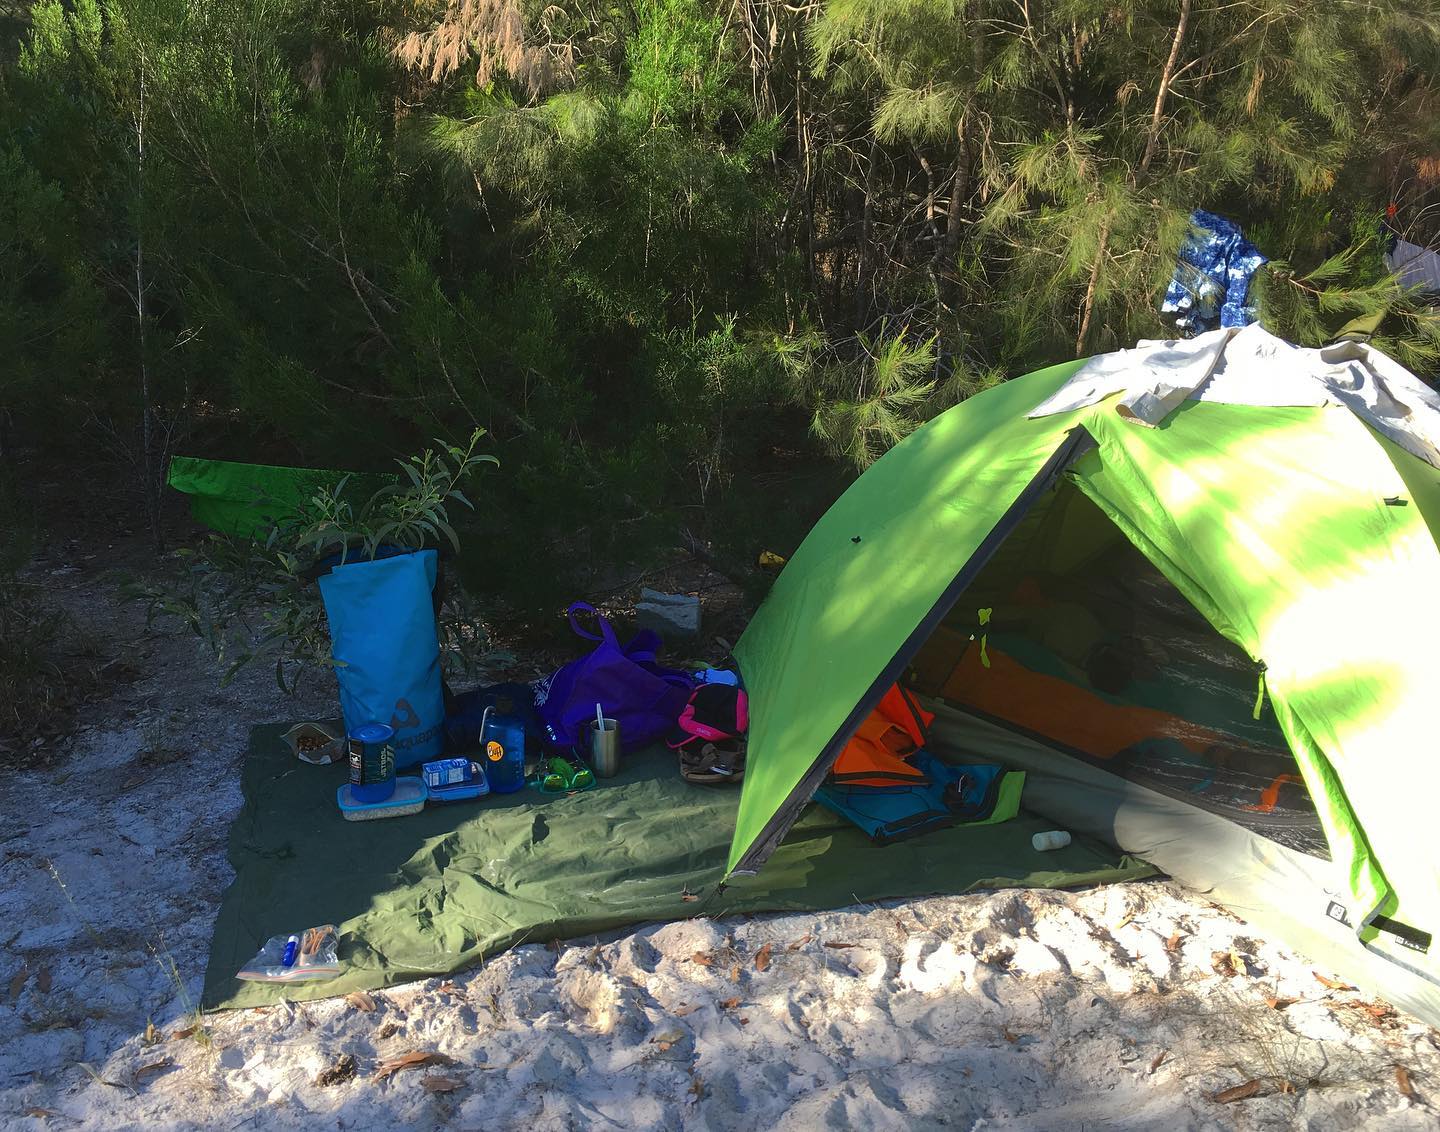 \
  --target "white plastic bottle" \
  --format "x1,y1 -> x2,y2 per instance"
1032,830 -> 1072,852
